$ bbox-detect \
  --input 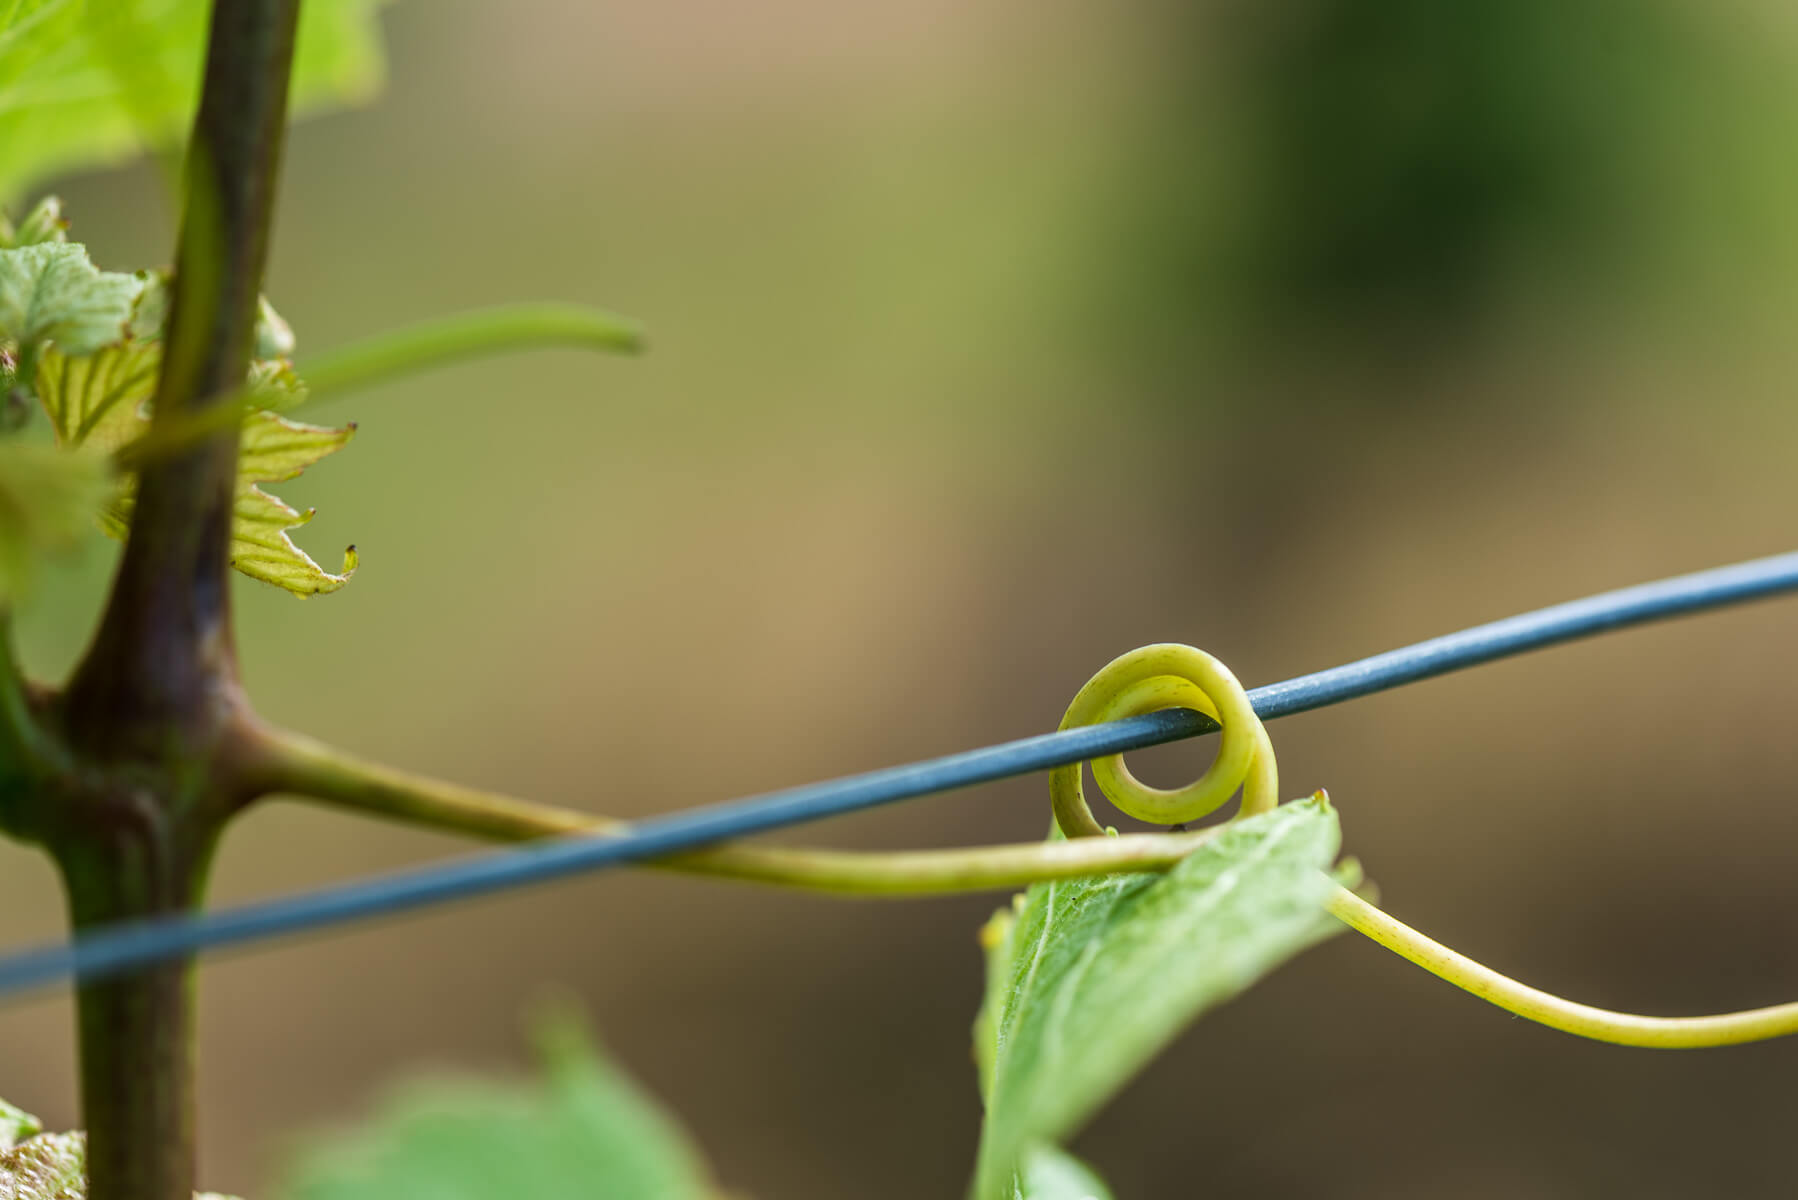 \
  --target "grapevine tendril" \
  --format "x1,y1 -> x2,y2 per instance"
1052,644 -> 1277,837
1059,643 -> 1798,1049
1325,886 -> 1798,1048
